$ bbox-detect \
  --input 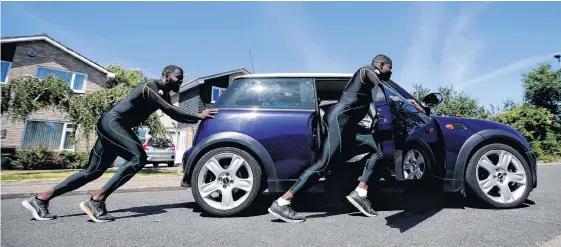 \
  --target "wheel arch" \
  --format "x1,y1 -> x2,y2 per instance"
452,129 -> 533,194
181,132 -> 277,188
